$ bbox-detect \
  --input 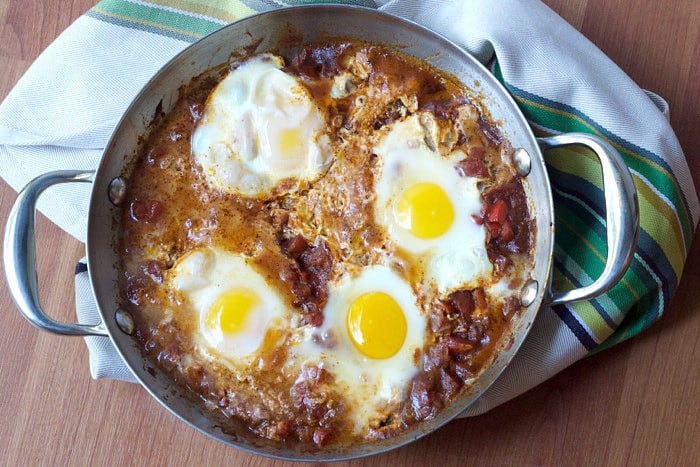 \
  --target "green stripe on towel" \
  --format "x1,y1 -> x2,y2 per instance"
89,0 -> 230,41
